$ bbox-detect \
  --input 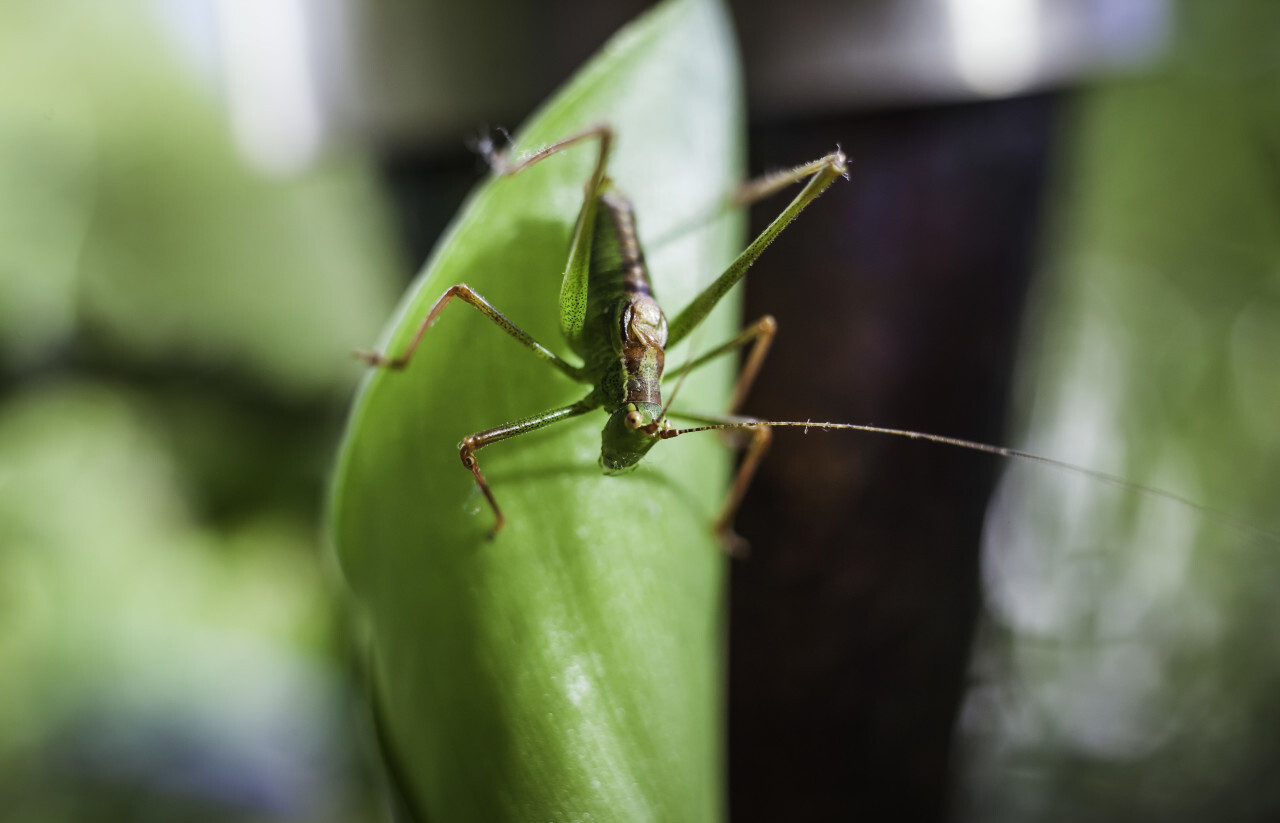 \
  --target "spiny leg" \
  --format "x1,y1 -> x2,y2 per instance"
483,123 -> 614,349
660,410 -> 772,555
460,400 -> 596,536
355,283 -> 583,381
362,125 -> 617,375
666,149 -> 848,347
730,151 -> 849,208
